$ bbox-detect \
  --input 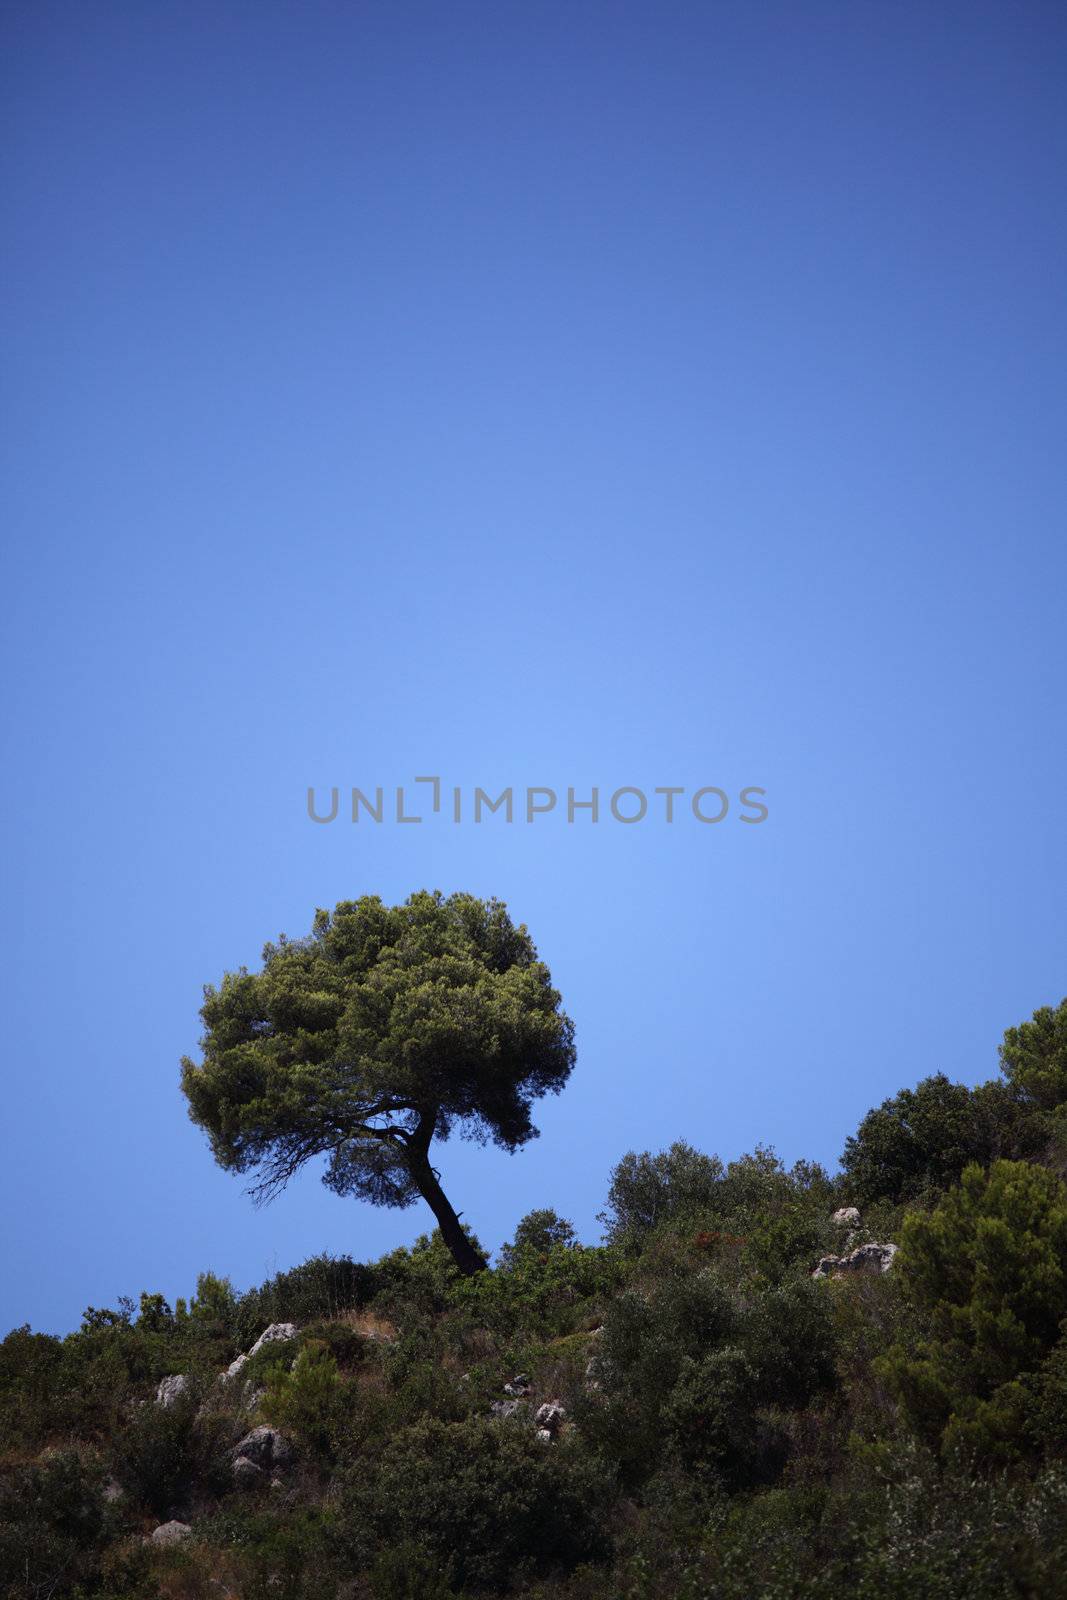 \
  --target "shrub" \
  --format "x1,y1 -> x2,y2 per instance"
234,1254 -> 379,1345
497,1208 -> 578,1268
840,1074 -> 1044,1208
598,1142 -> 725,1248
0,1448 -> 108,1599
260,1344 -> 347,1460
110,1384 -> 232,1515
337,1416 -> 608,1590
880,1159 -> 1067,1459
1000,997 -> 1067,1112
